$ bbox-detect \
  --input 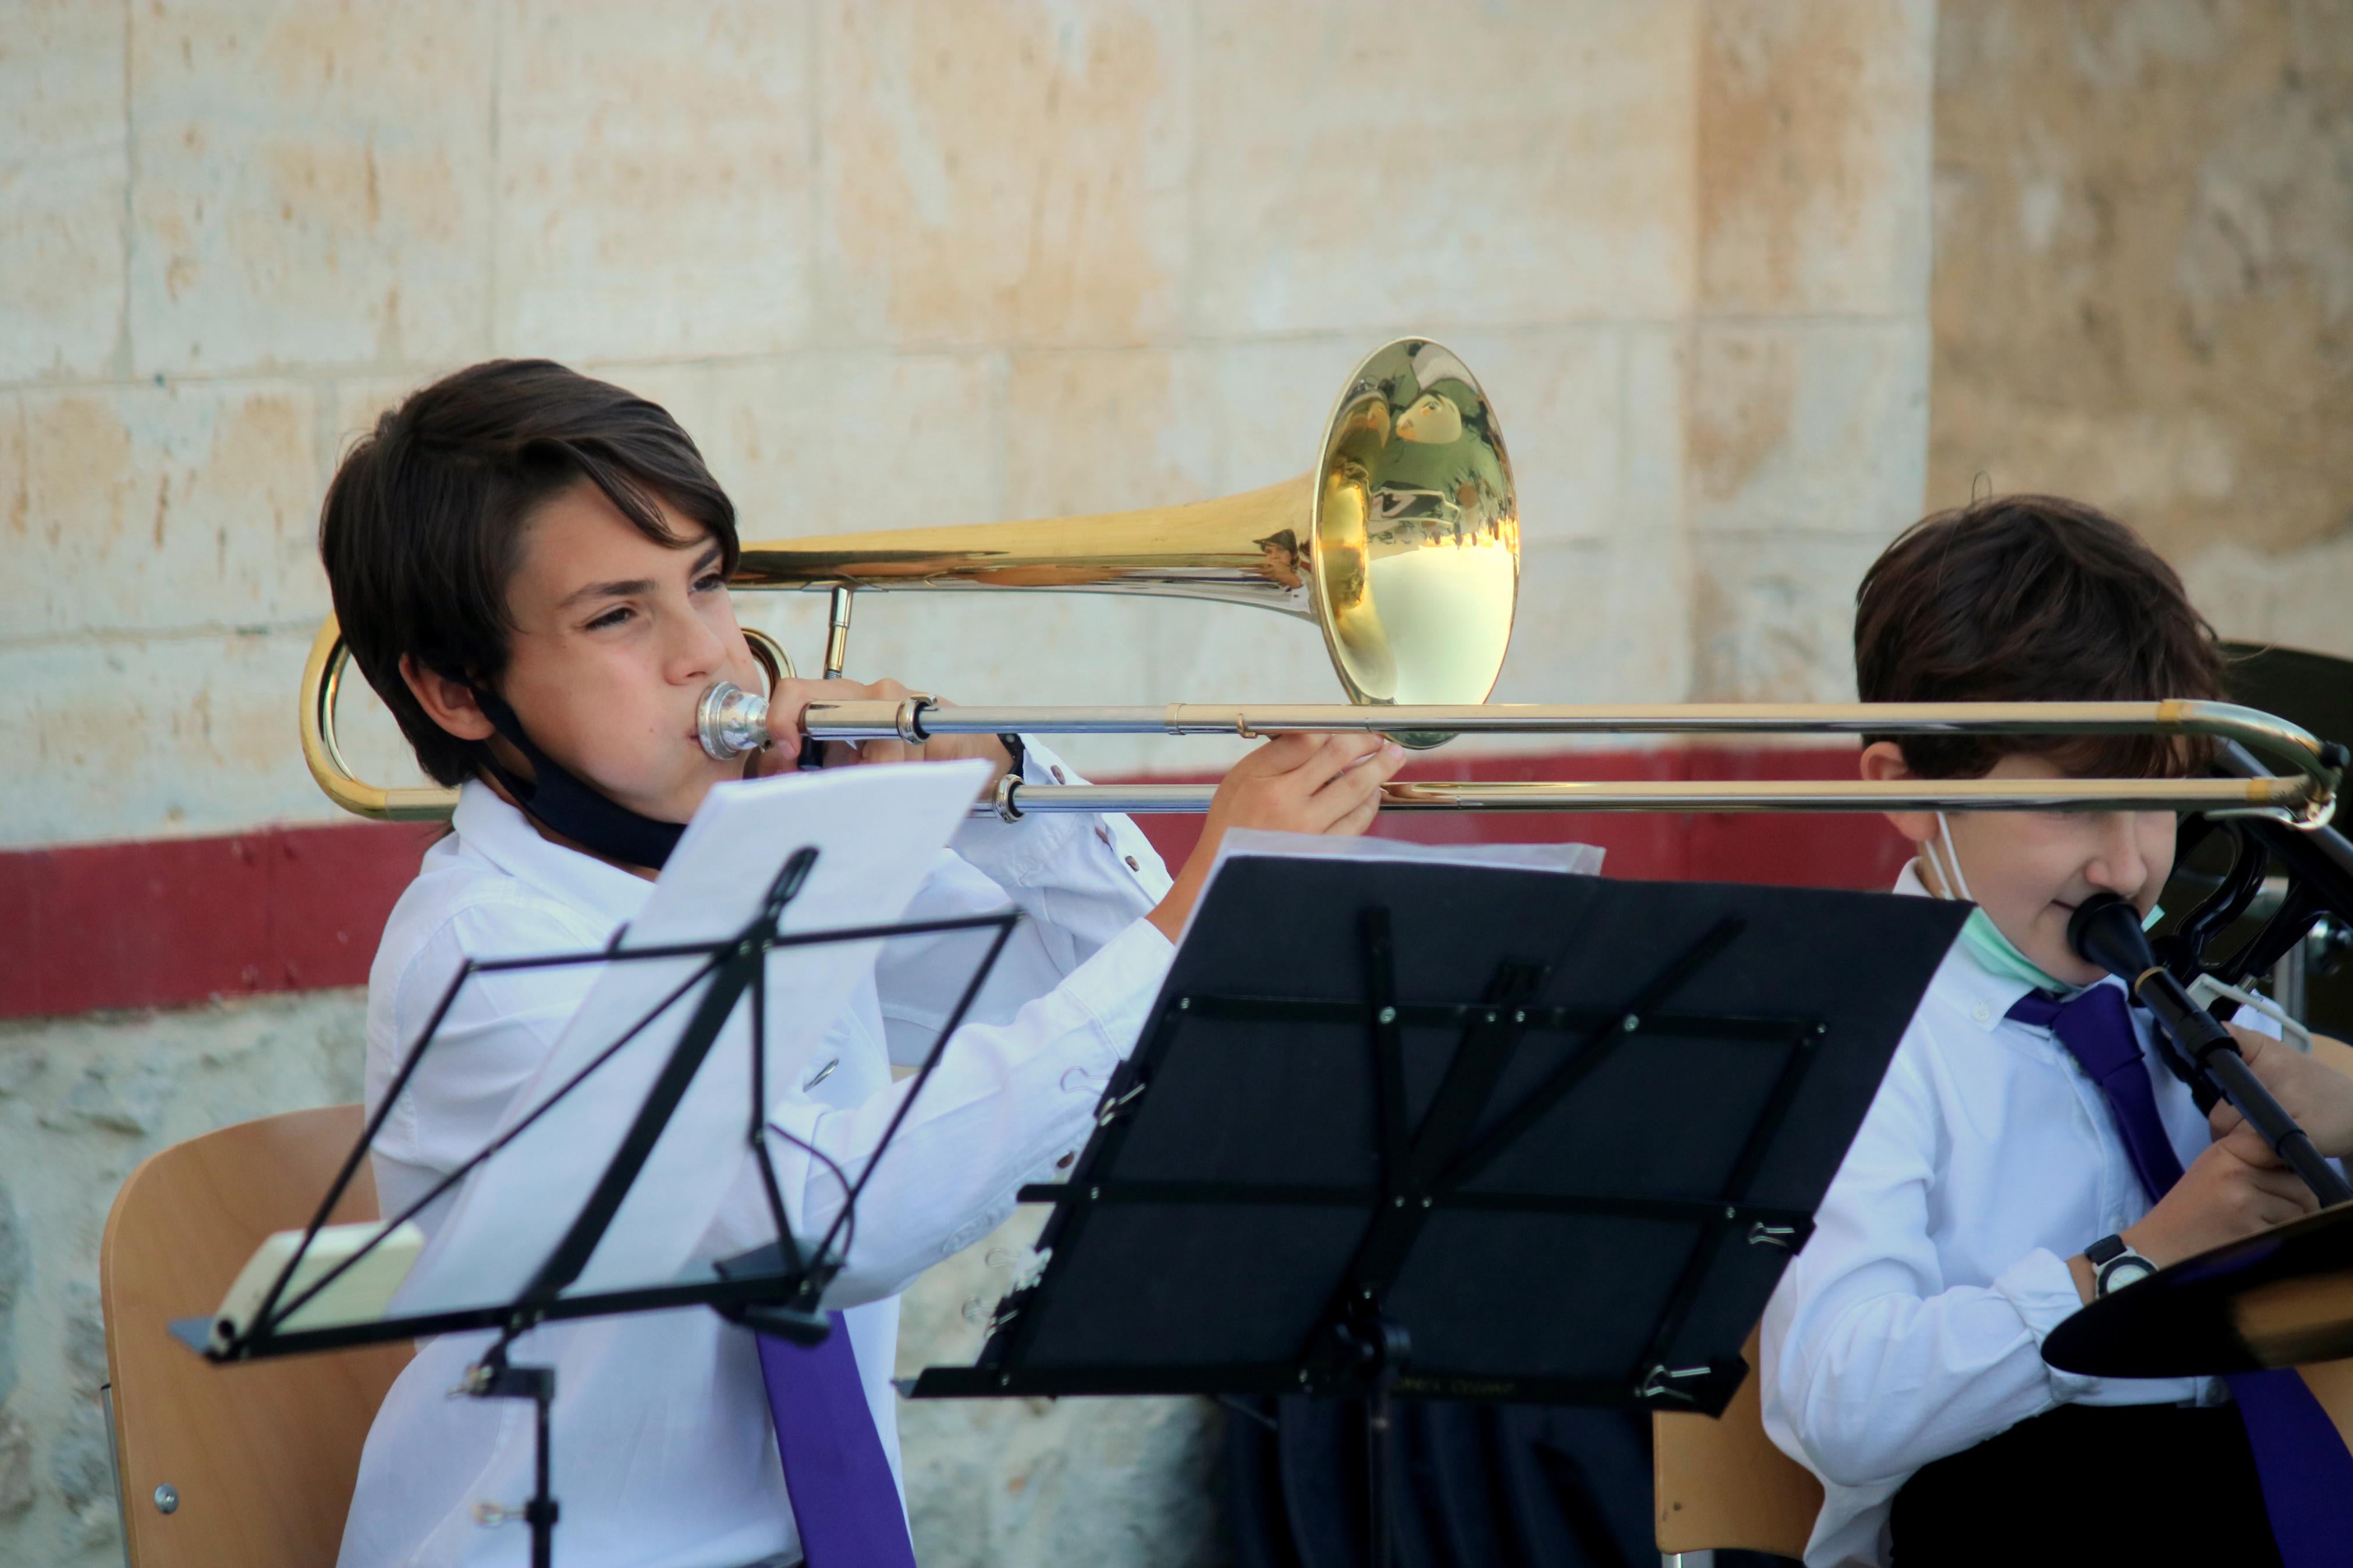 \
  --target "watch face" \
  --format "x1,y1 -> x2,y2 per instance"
2099,1256 -> 2158,1296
